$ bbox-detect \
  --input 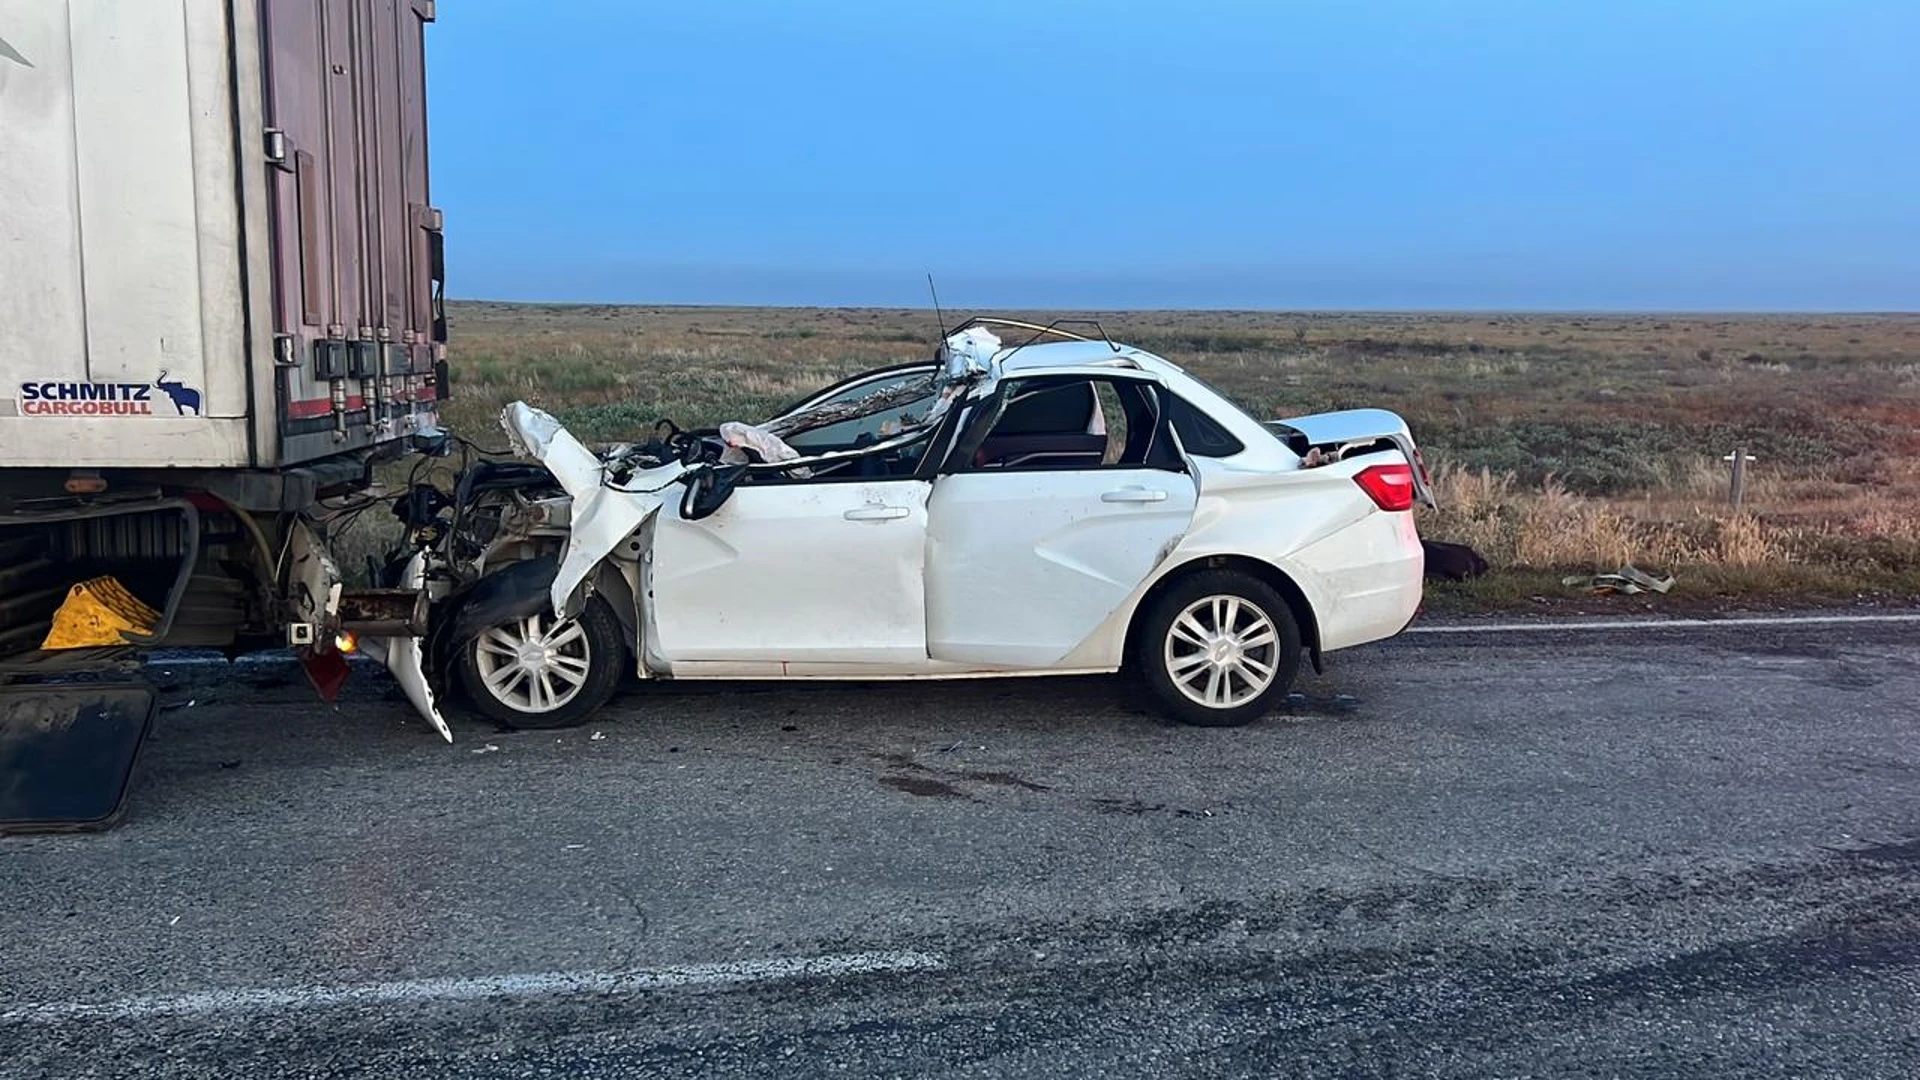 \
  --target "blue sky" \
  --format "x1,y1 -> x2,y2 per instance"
425,0 -> 1918,311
